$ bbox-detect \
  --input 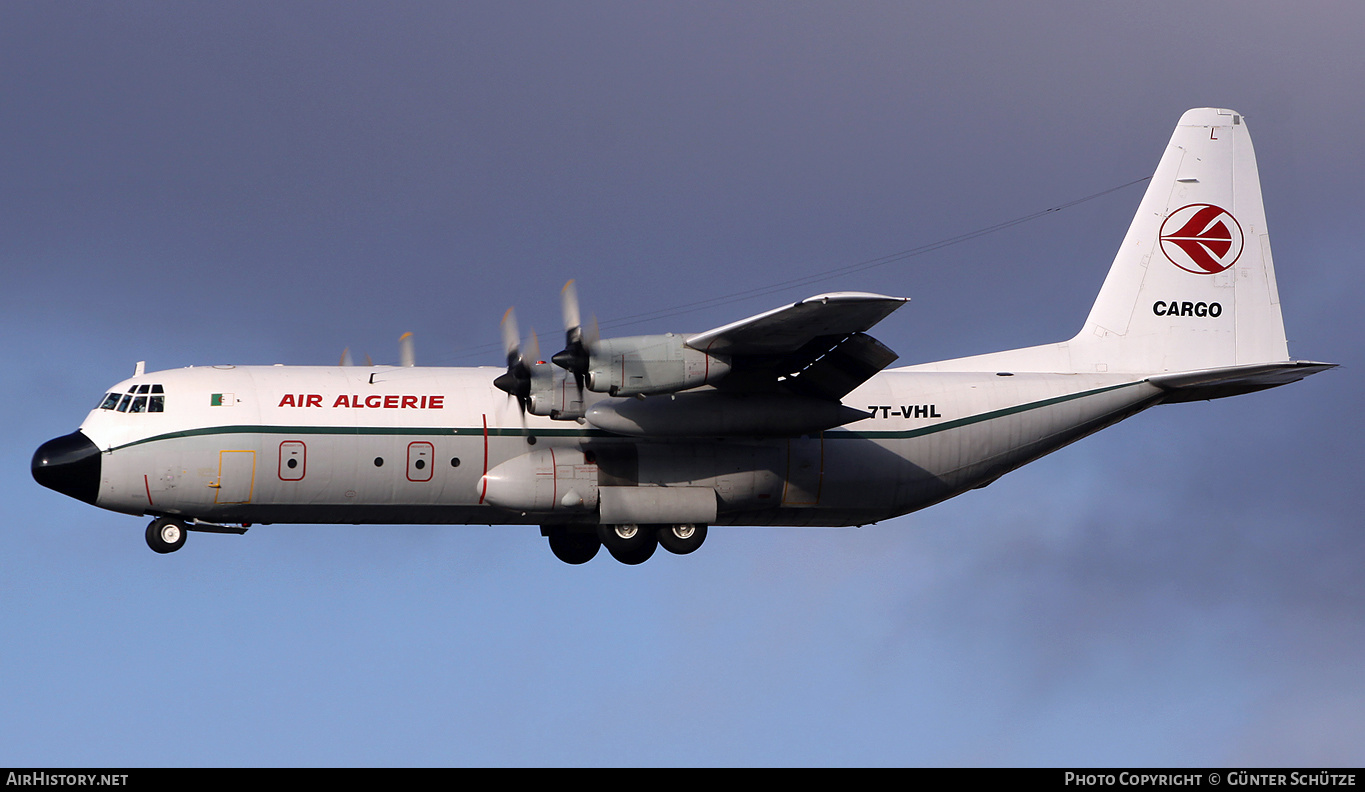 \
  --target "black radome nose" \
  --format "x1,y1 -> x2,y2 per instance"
32,431 -> 102,505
